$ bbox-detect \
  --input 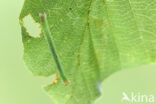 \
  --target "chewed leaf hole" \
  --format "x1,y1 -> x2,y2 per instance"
22,15 -> 41,37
